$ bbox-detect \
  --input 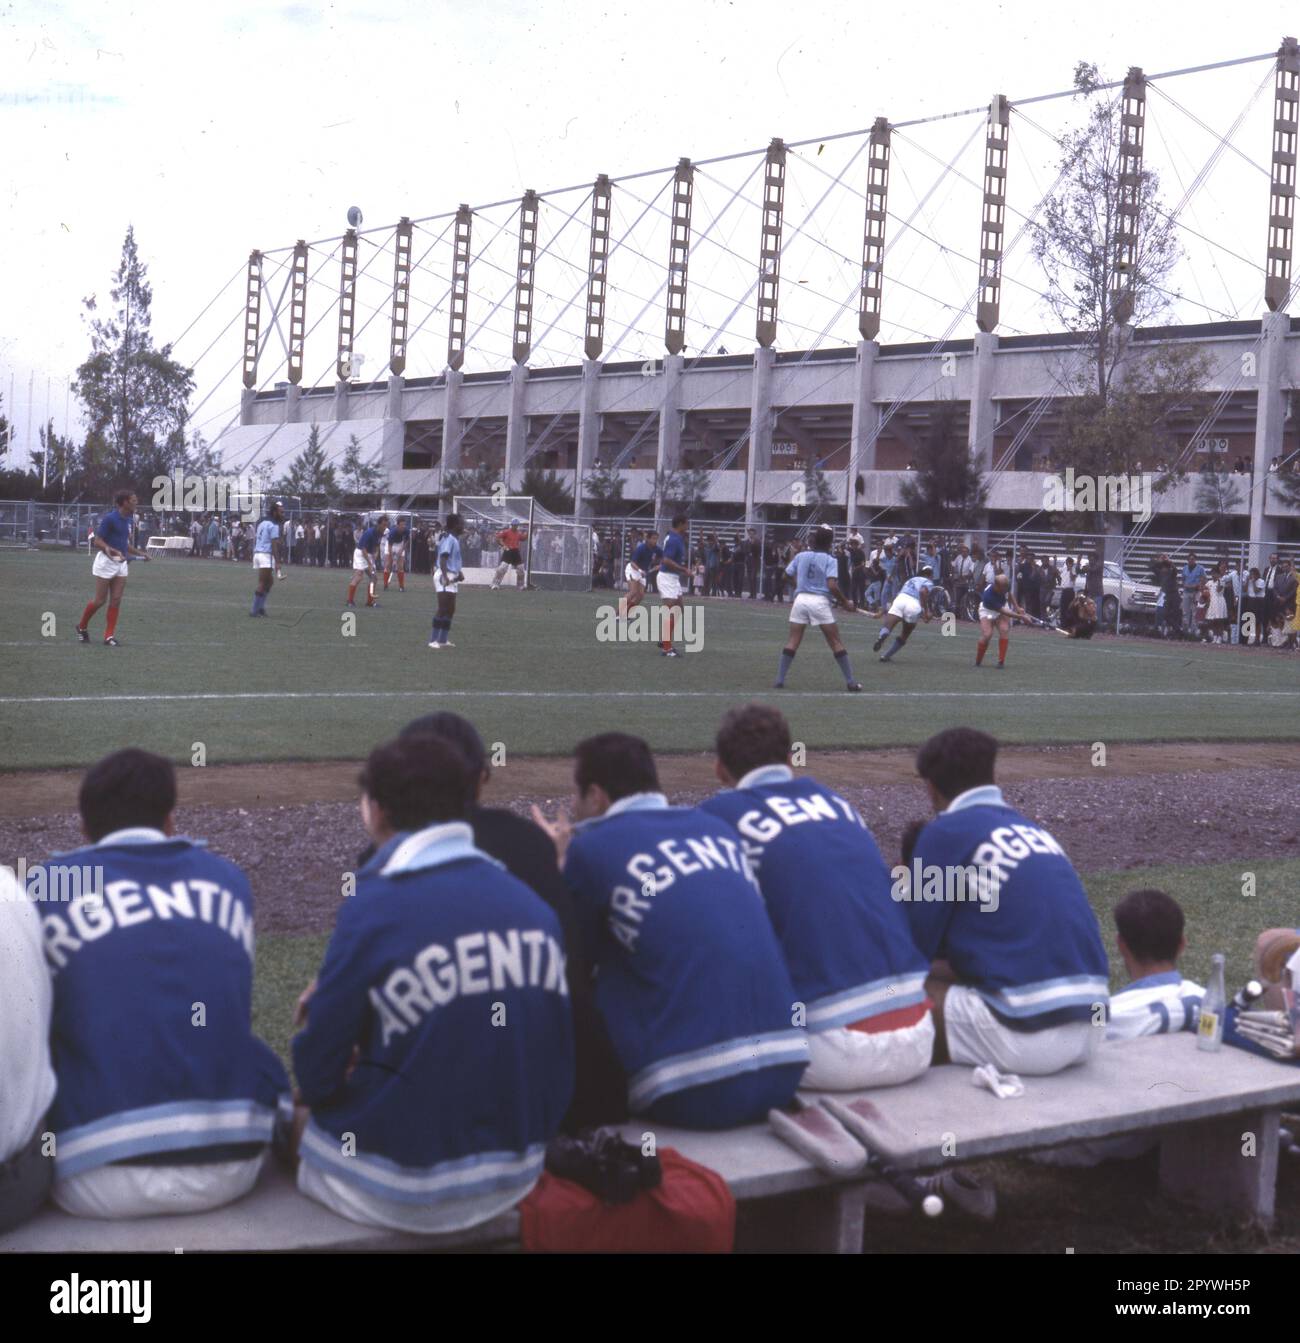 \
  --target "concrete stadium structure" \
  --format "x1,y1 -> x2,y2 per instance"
213,45 -> 1300,548
220,316 -> 1300,544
